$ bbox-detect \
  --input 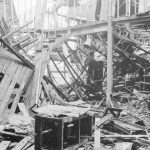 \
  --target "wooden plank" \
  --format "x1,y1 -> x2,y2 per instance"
15,66 -> 28,86
0,64 -> 23,113
0,58 -> 5,72
96,114 -> 113,127
26,145 -> 34,150
9,67 -> 28,113
1,59 -> 10,73
21,138 -> 34,150
94,118 -> 101,150
10,68 -> 33,113
31,50 -> 47,105
0,63 -> 21,101
7,66 -> 27,106
22,68 -> 34,94
39,80 -> 45,106
0,130 -> 25,137
18,103 -> 30,117
24,77 -> 34,110
41,79 -> 52,103
0,141 -> 11,150
12,136 -> 32,150
0,62 -> 19,102
136,81 -> 150,85
101,134 -> 148,138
